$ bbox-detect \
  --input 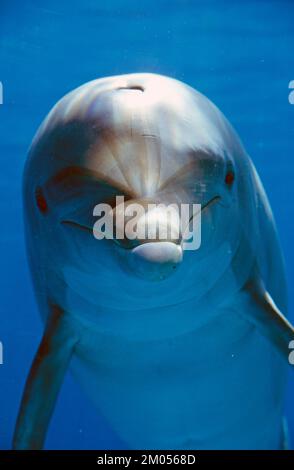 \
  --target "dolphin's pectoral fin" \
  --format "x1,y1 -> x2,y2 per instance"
239,276 -> 294,360
13,305 -> 79,450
